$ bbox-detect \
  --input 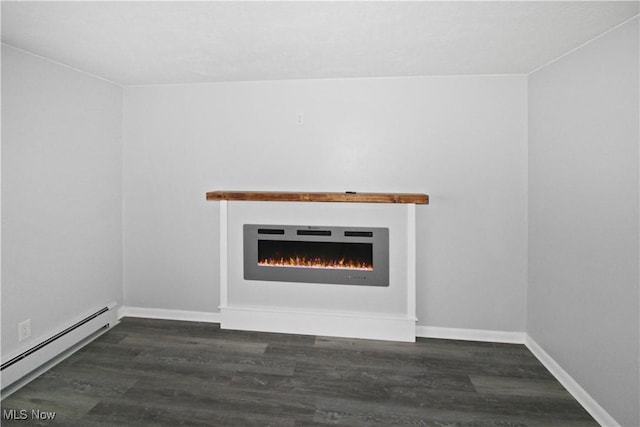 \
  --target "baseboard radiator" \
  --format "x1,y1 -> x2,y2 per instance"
1,302 -> 118,393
